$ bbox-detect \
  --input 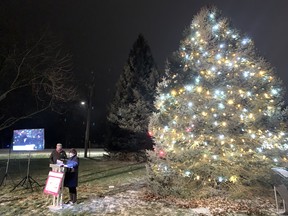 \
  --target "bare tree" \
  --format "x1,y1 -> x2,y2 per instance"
0,32 -> 77,131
